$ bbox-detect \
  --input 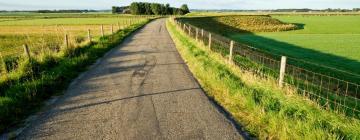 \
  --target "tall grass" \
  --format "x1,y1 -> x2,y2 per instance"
166,19 -> 360,139
0,19 -> 151,133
